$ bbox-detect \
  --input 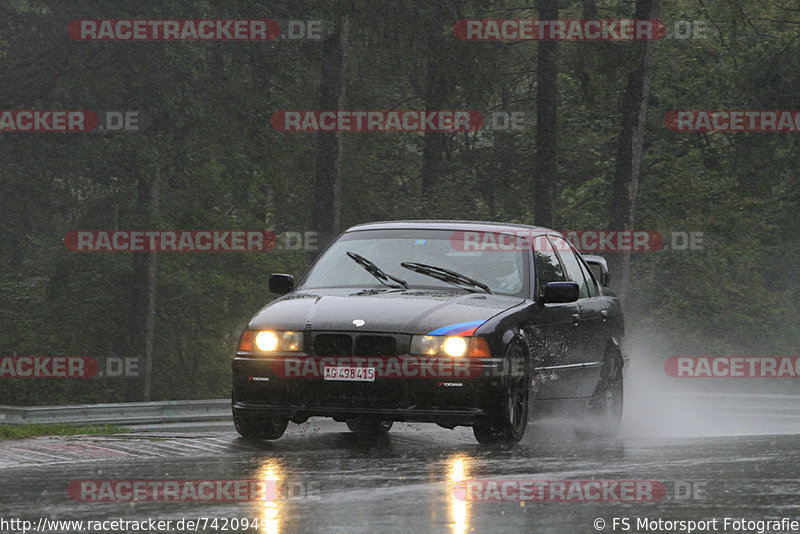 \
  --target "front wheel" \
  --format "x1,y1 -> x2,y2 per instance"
233,408 -> 289,440
473,343 -> 530,444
